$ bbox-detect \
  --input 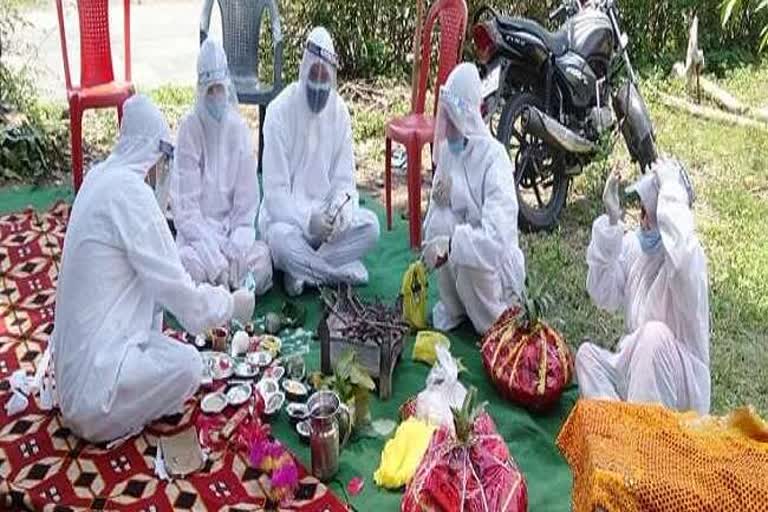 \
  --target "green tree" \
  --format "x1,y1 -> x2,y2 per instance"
721,0 -> 768,51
